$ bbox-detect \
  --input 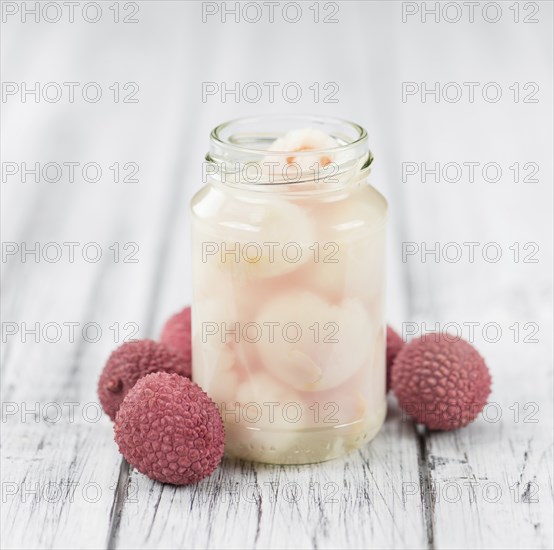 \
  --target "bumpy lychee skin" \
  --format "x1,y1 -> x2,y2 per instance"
391,333 -> 491,430
160,307 -> 192,373
114,372 -> 224,485
386,325 -> 404,392
98,339 -> 189,421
